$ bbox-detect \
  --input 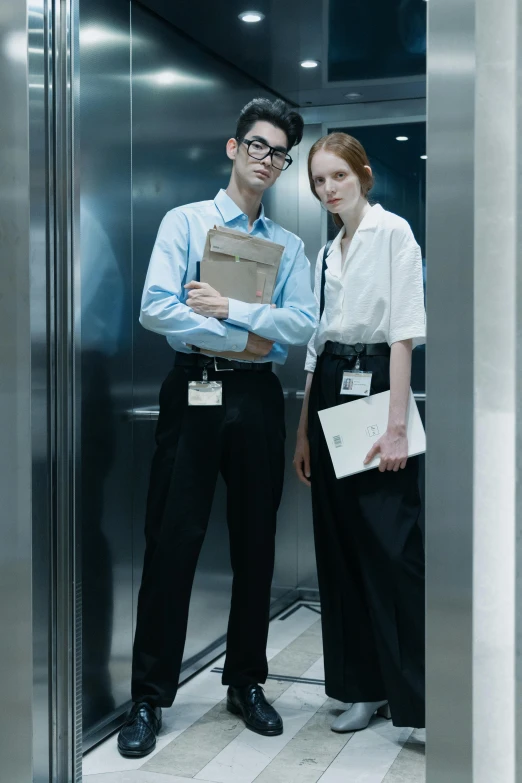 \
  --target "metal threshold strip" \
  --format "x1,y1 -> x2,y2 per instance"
211,667 -> 326,687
